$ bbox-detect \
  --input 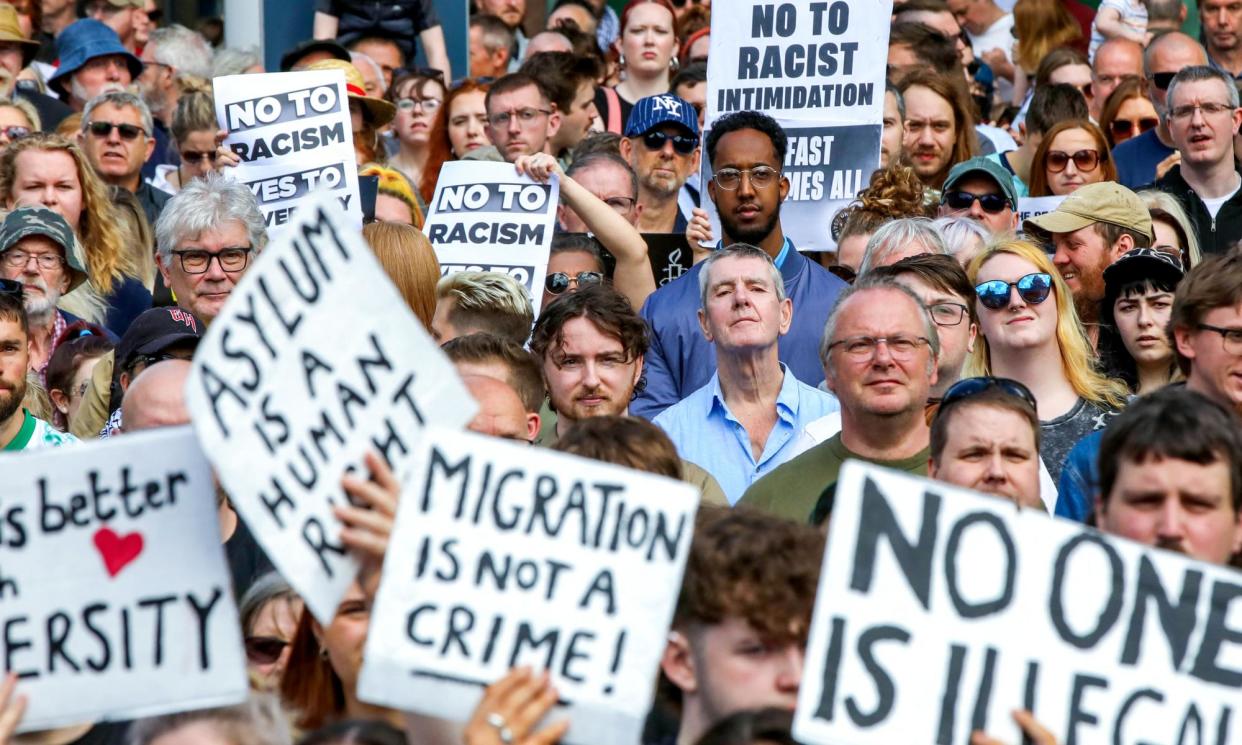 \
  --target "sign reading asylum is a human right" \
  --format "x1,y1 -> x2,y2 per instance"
704,1 -> 891,252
